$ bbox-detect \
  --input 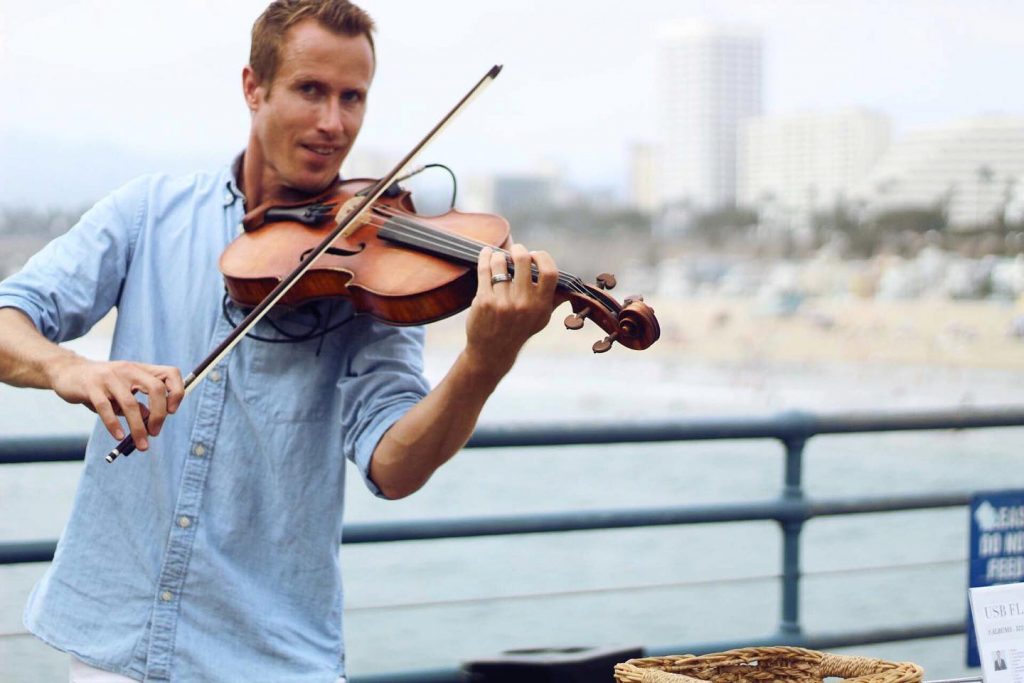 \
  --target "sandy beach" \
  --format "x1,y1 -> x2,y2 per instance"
425,295 -> 1024,369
